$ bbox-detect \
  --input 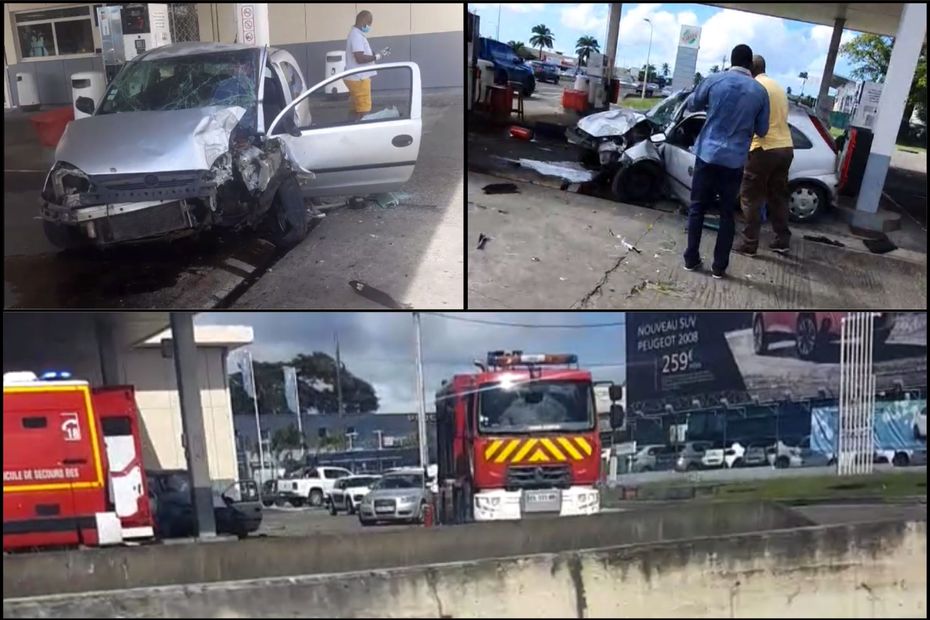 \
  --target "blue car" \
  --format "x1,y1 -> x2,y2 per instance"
478,37 -> 535,96
532,61 -> 560,85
